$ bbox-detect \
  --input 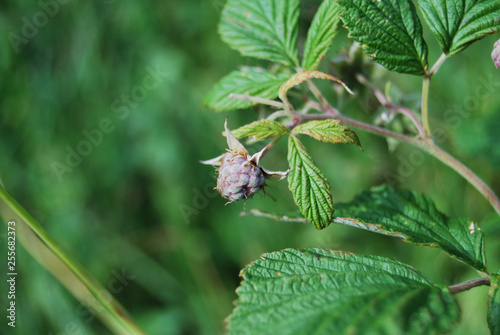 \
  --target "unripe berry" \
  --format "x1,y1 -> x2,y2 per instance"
217,153 -> 265,202
493,39 -> 500,69
201,117 -> 288,203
